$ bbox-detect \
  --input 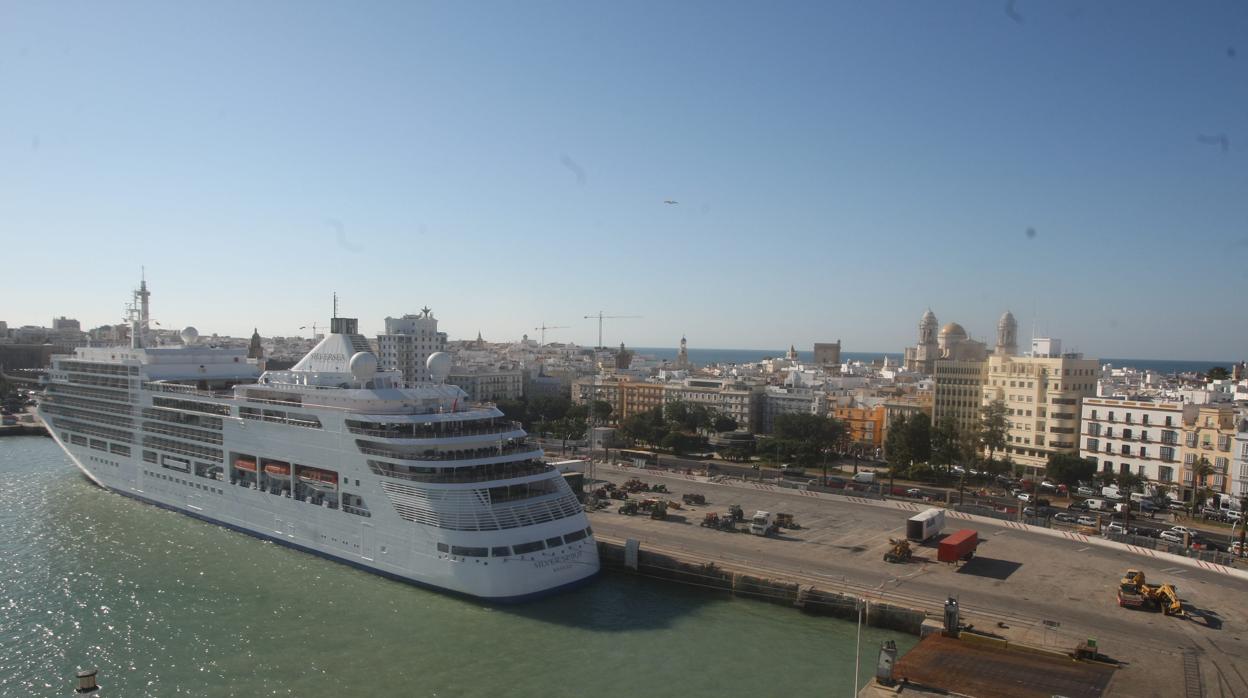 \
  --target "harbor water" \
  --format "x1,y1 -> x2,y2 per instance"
0,437 -> 915,697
